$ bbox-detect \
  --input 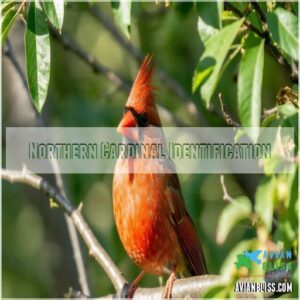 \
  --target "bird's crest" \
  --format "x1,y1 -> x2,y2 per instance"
126,55 -> 155,112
